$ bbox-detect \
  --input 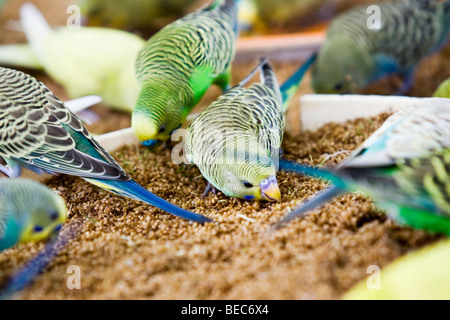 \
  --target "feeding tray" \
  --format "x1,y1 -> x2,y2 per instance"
4,21 -> 445,300
21,94 -> 426,182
